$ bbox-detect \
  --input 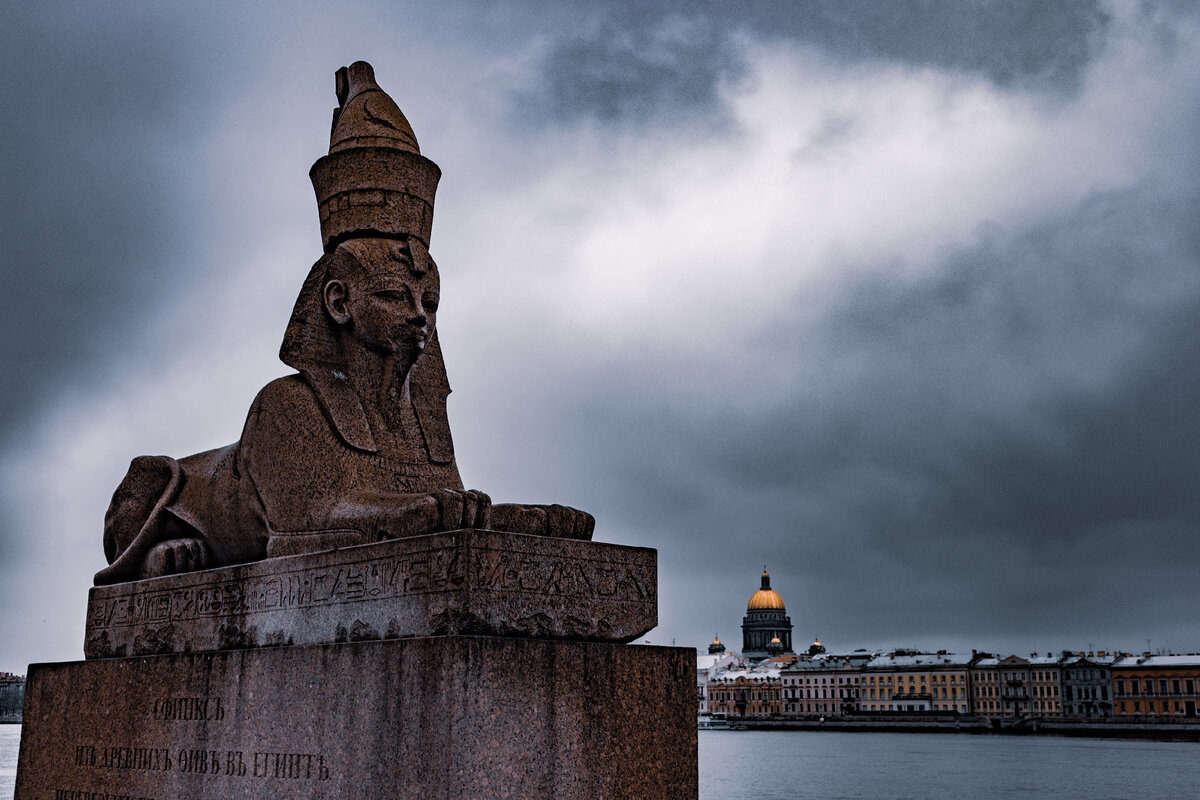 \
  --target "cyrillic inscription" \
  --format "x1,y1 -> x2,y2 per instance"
73,745 -> 172,772
54,790 -> 157,800
69,744 -> 330,782
151,696 -> 224,721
